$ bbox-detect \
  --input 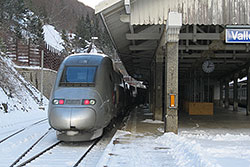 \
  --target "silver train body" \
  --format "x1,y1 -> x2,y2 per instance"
48,53 -> 125,141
